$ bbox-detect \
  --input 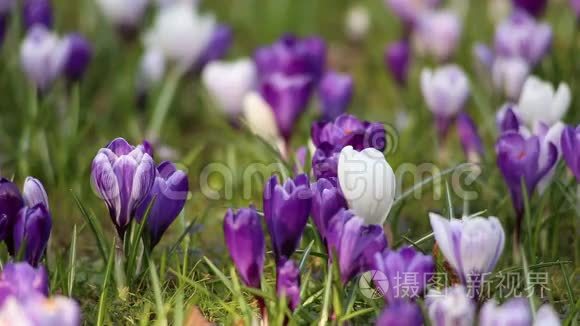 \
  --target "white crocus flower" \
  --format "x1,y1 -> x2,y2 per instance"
202,58 -> 257,117
337,146 -> 396,225
345,5 -> 370,42
96,0 -> 149,28
492,56 -> 530,101
421,64 -> 470,118
242,92 -> 284,153
517,76 -> 571,127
